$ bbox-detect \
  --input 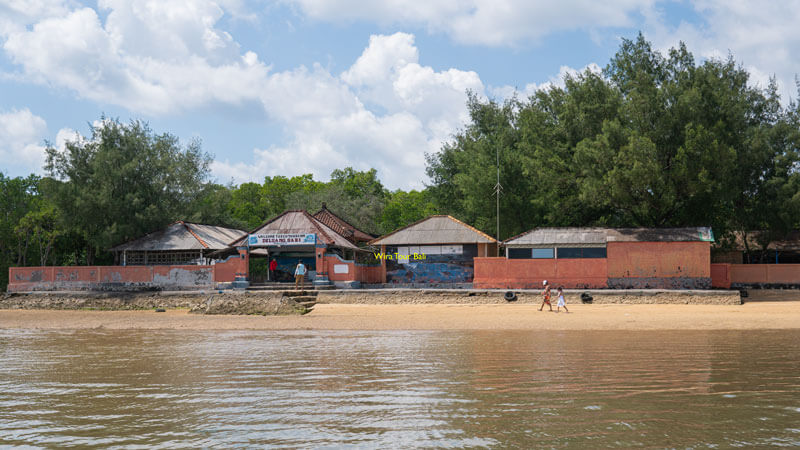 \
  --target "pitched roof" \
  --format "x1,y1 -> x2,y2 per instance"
369,215 -> 497,246
313,204 -> 373,243
110,222 -> 247,252
504,227 -> 714,246
230,210 -> 360,250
